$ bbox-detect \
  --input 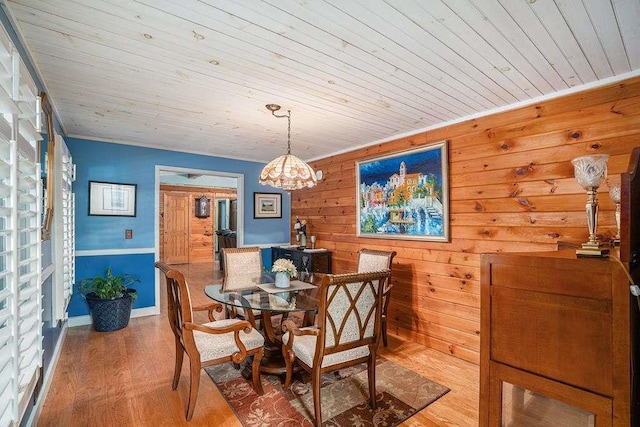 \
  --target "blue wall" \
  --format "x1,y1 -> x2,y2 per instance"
67,137 -> 290,317
68,253 -> 156,315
